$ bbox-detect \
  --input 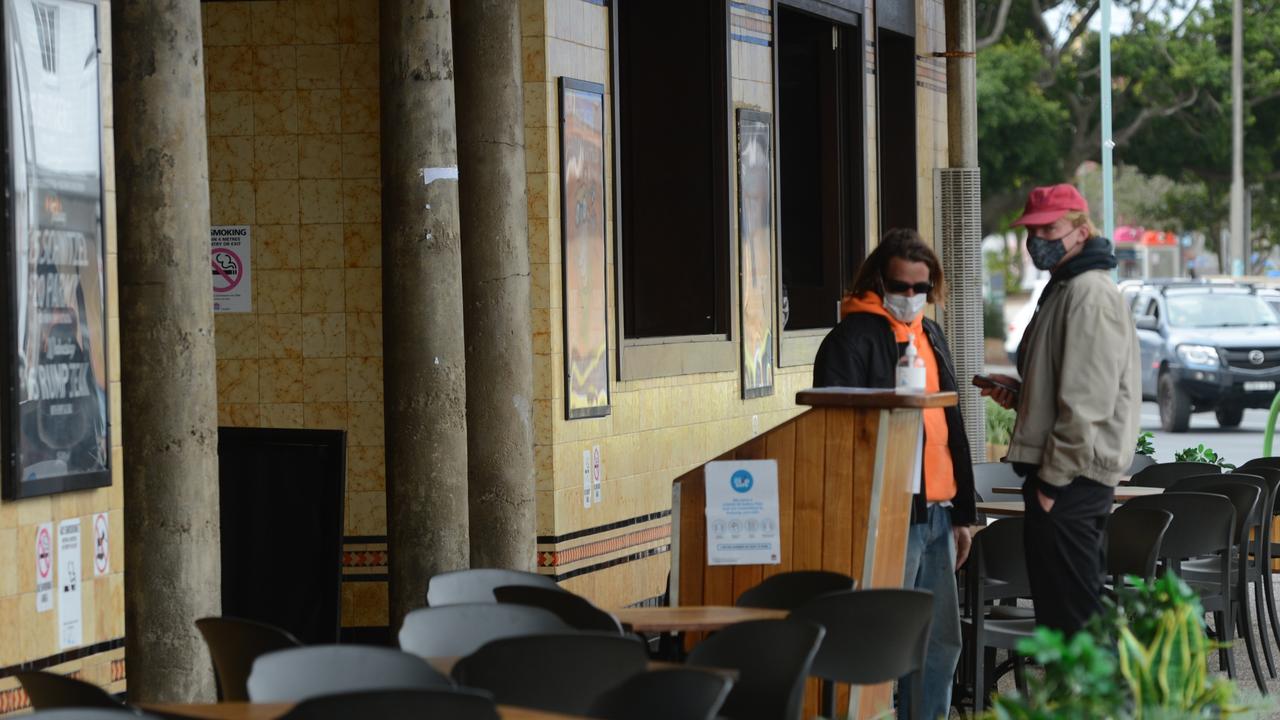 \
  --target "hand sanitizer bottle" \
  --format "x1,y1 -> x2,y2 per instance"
896,333 -> 926,394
